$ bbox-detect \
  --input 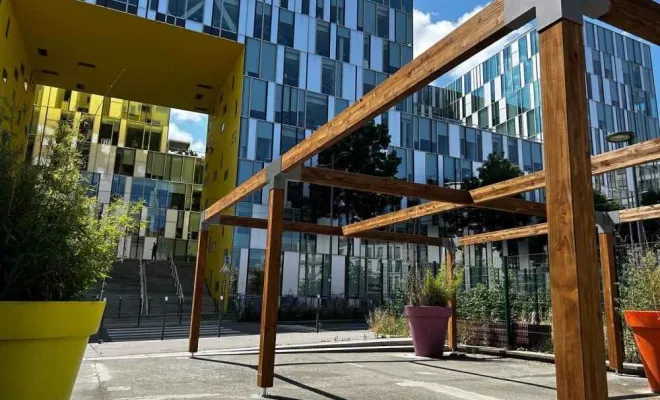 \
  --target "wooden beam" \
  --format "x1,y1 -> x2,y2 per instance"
459,223 -> 548,247
257,187 -> 285,389
446,248 -> 457,352
216,214 -> 447,246
299,167 -> 474,204
345,137 -> 660,235
619,204 -> 660,223
203,1 -> 513,220
188,229 -> 208,353
599,0 -> 660,46
539,19 -> 607,399
342,197 -> 546,236
471,138 -> 660,203
599,232 -> 624,373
